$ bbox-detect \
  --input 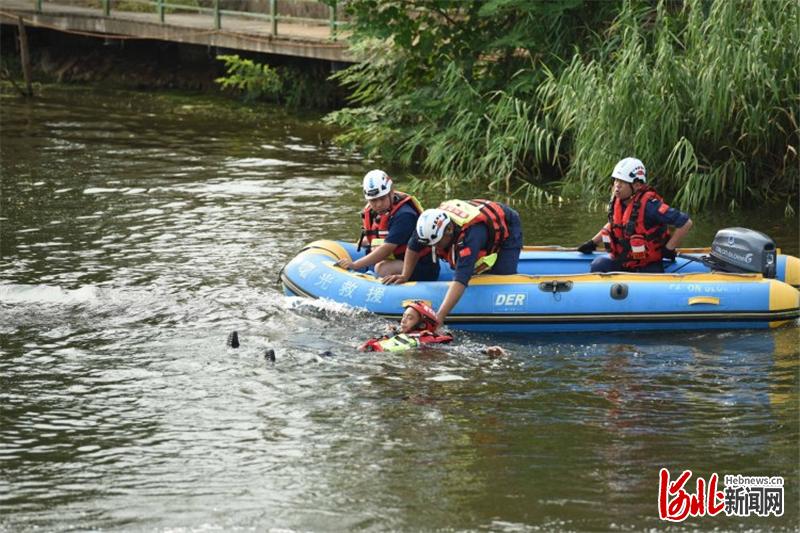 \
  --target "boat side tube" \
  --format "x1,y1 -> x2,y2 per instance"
281,240 -> 800,334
